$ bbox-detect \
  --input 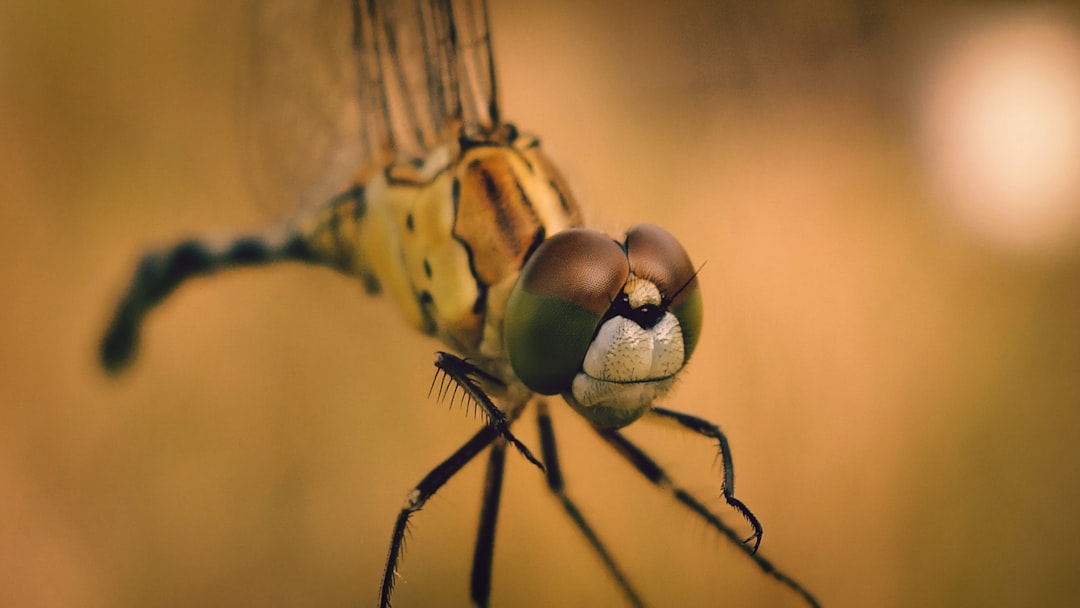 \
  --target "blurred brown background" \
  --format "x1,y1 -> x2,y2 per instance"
3,1 -> 1080,606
